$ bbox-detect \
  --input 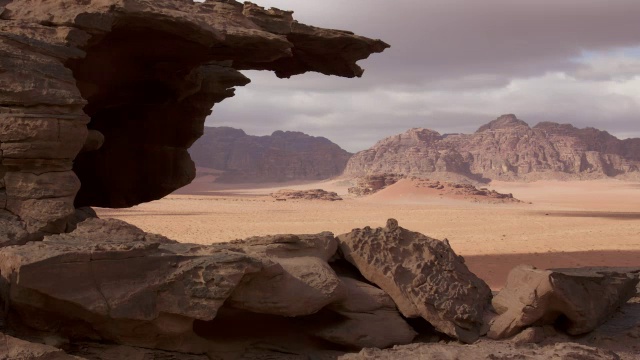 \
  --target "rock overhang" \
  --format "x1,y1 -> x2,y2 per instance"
0,0 -> 389,238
